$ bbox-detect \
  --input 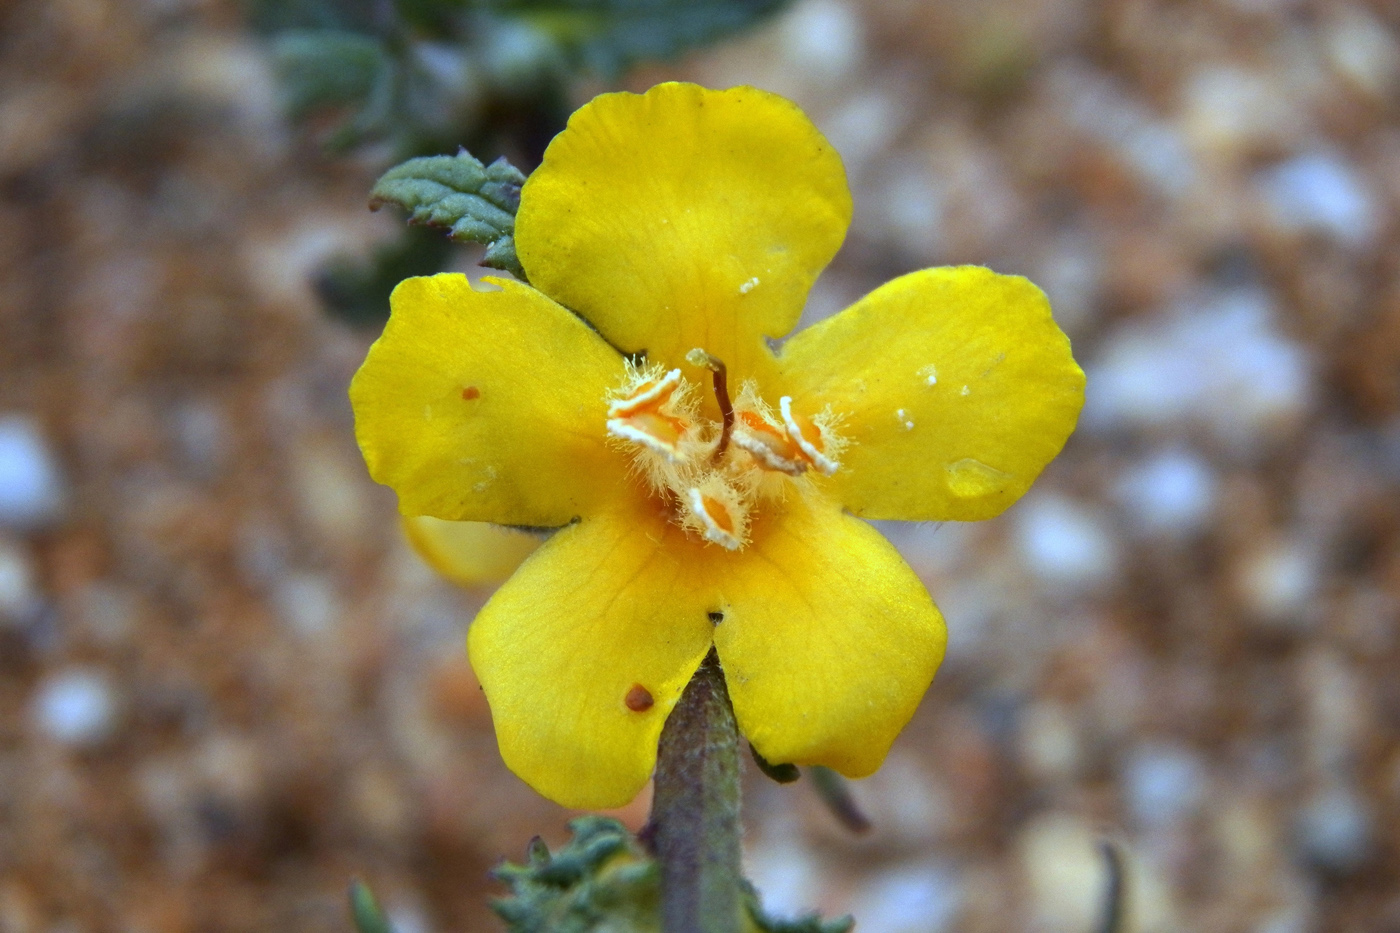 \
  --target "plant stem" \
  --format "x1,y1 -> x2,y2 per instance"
647,651 -> 743,933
